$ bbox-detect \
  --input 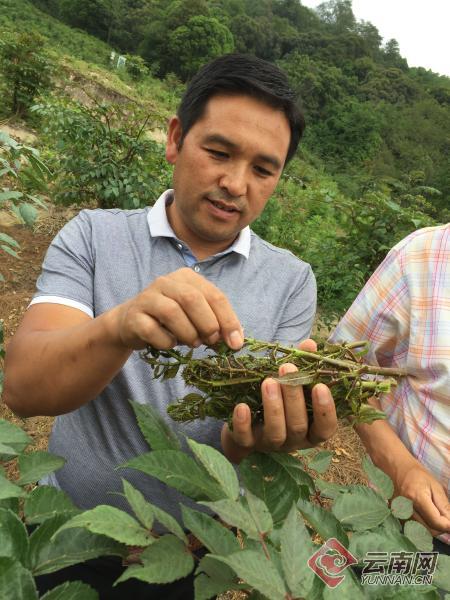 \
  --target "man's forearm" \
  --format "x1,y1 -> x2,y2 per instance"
3,306 -> 131,417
